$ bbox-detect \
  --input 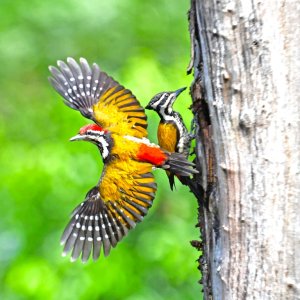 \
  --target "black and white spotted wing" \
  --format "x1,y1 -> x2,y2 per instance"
60,162 -> 157,263
48,57 -> 148,138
